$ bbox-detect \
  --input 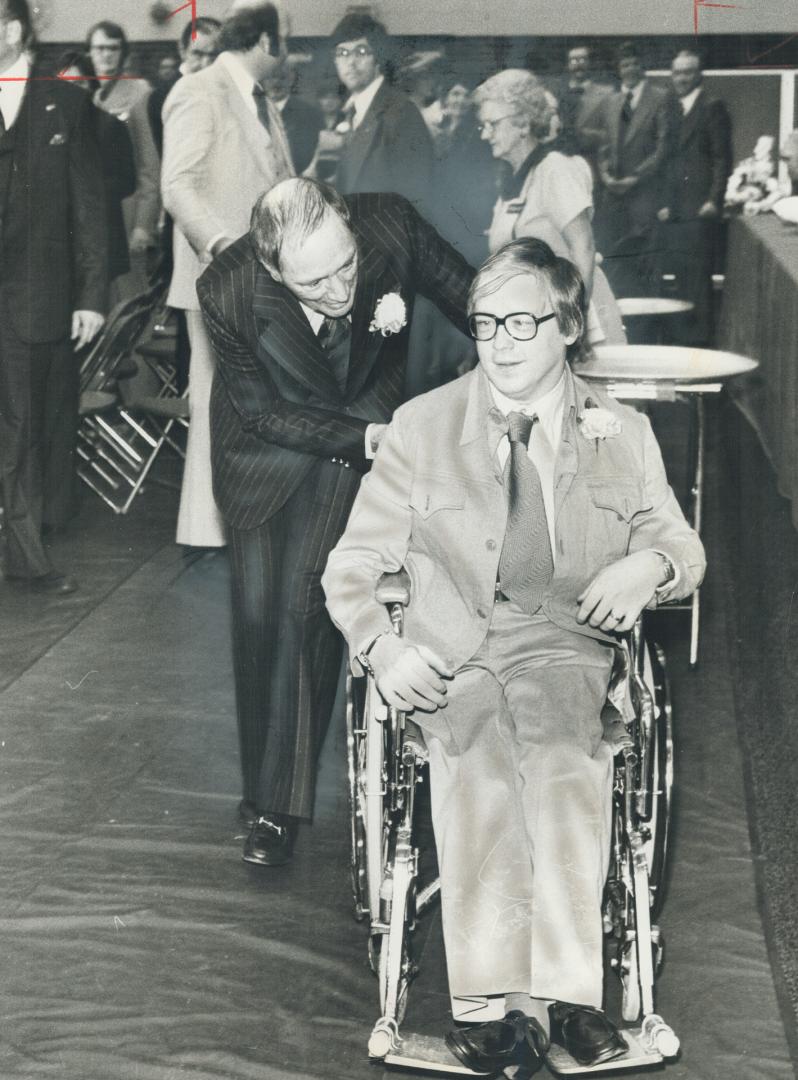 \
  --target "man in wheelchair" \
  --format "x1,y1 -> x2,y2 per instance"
323,238 -> 705,1077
